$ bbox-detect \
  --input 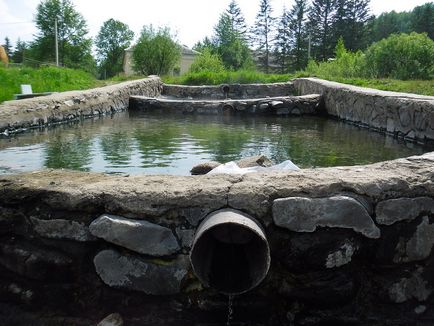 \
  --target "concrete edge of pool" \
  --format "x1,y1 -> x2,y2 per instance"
0,76 -> 433,325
